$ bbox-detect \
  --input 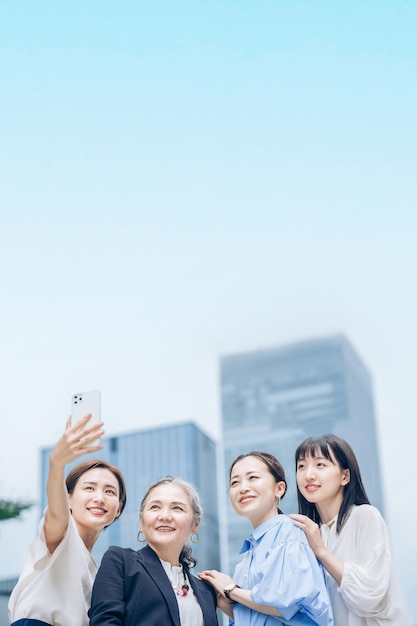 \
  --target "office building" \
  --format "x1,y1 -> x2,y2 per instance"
220,334 -> 384,571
